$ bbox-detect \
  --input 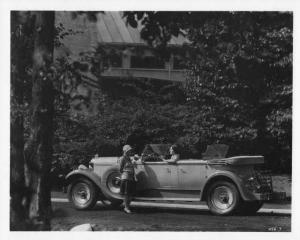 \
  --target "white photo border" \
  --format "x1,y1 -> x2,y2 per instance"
1,0 -> 299,240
